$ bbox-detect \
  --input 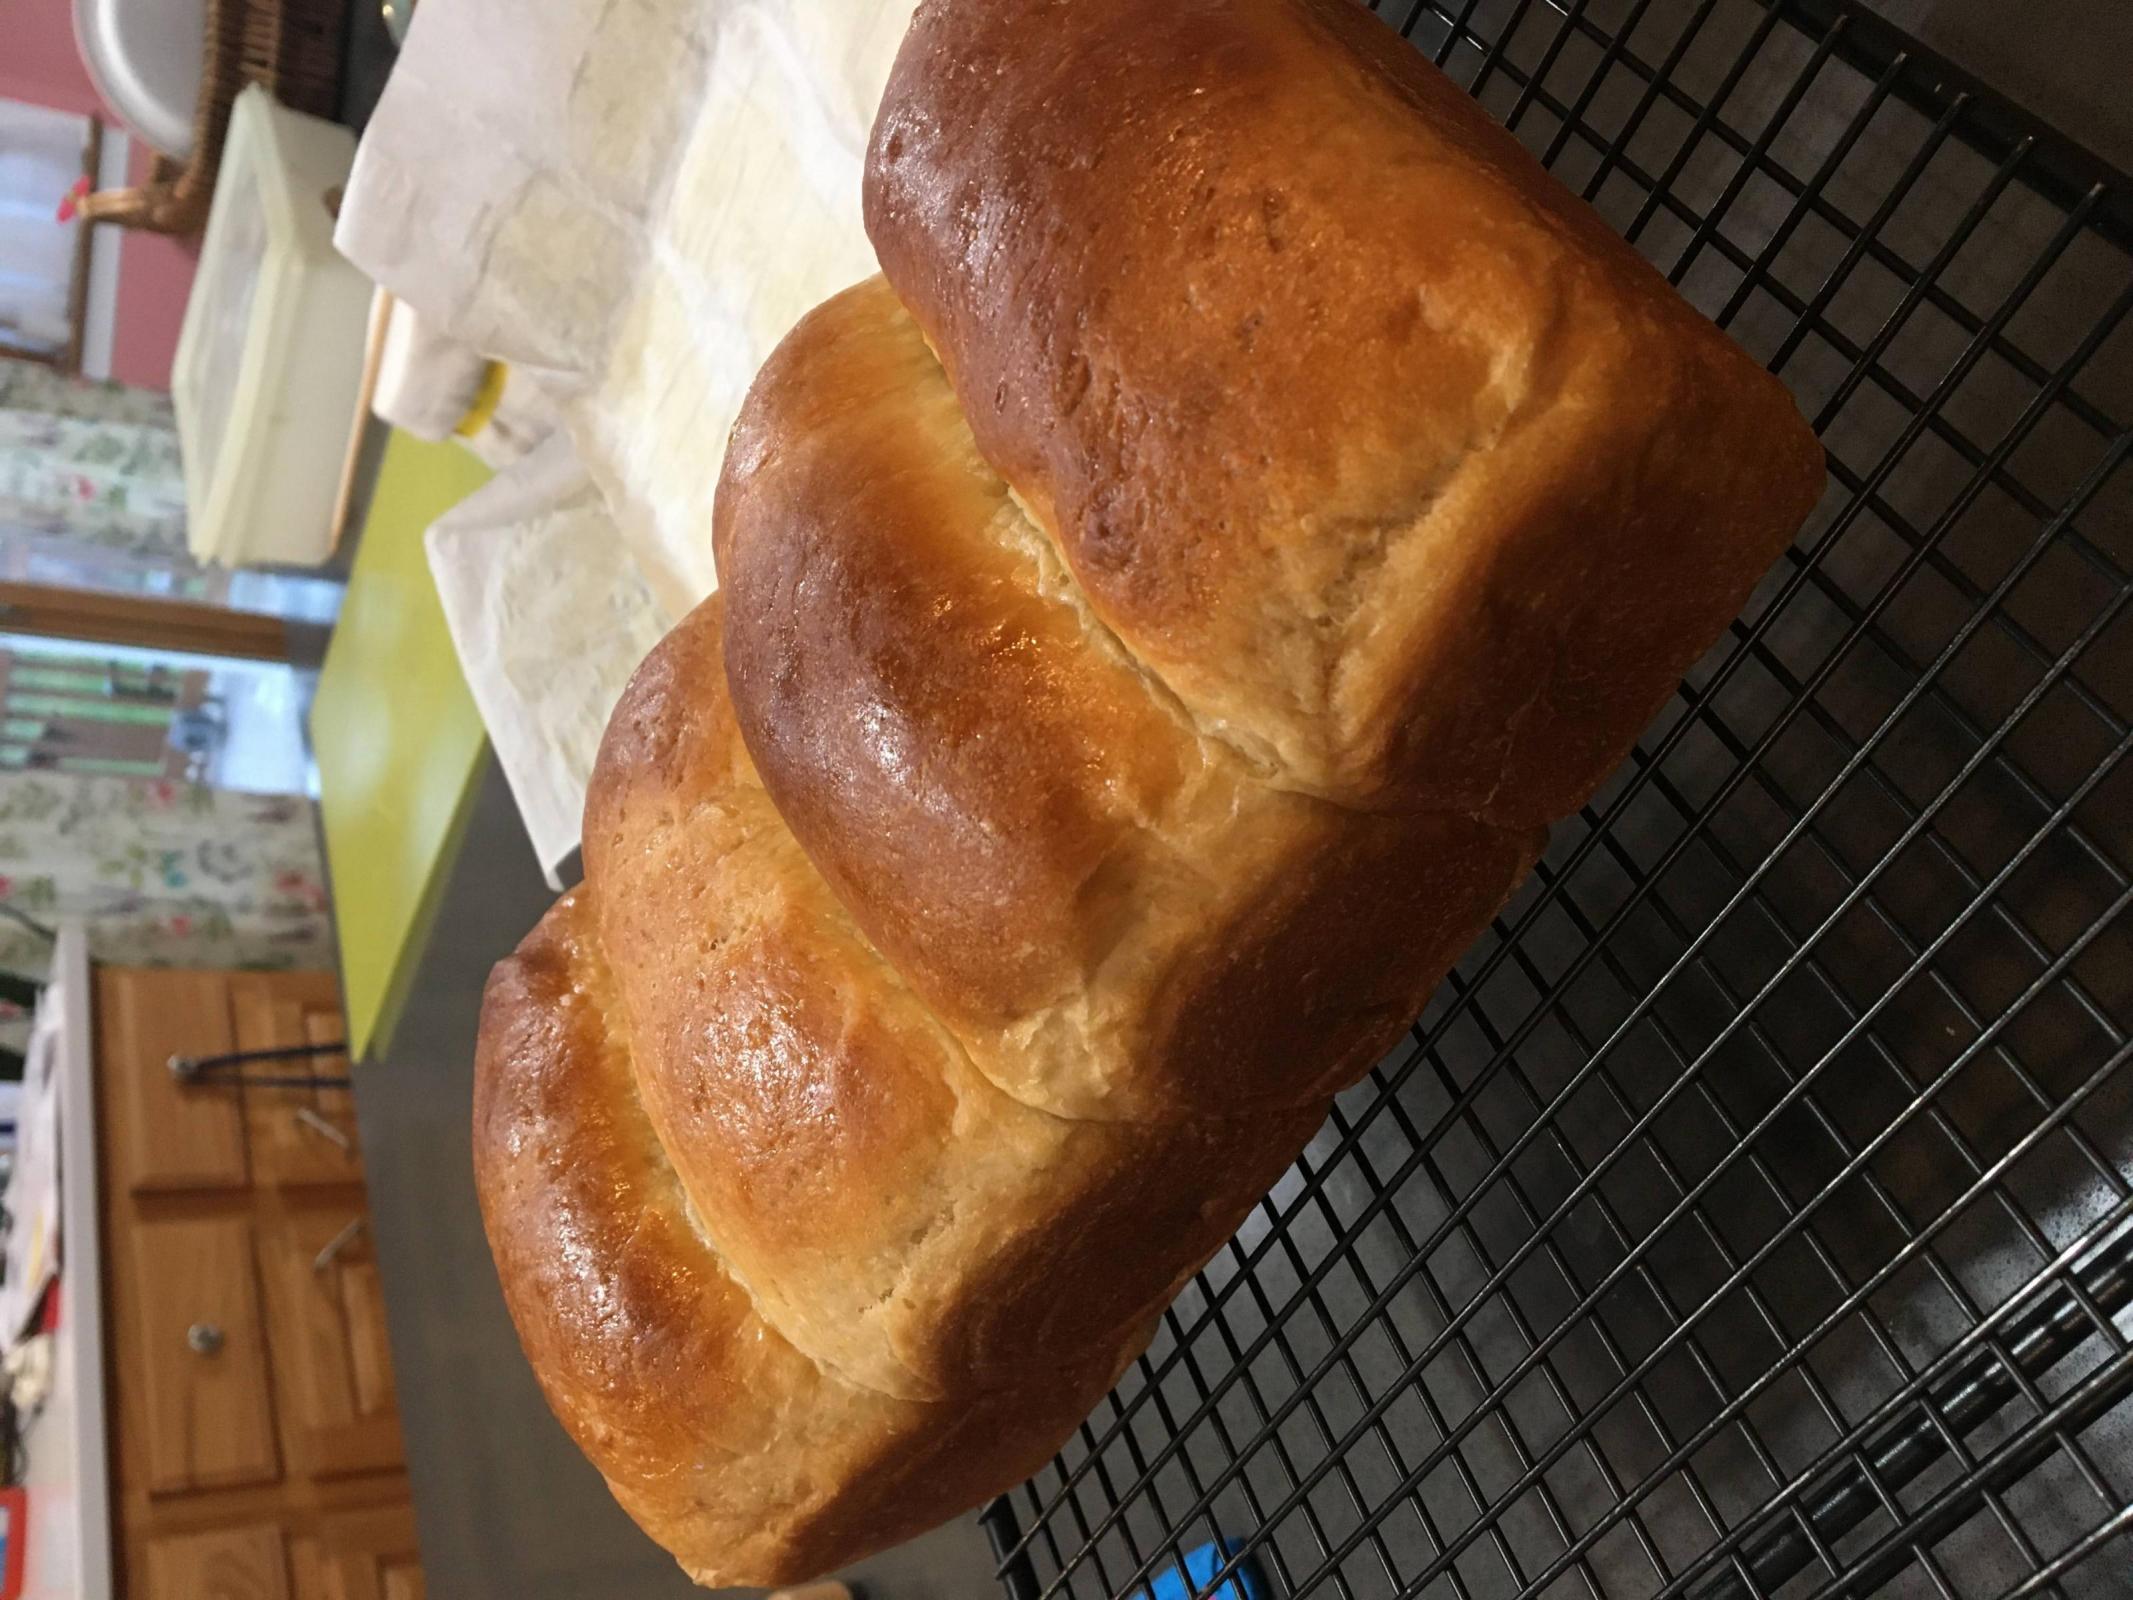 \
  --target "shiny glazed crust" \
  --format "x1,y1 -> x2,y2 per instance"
716,279 -> 1542,1121
866,0 -> 1826,816
474,0 -> 1825,1585
580,595 -> 1329,1401
472,883 -> 1144,1587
